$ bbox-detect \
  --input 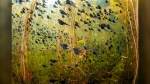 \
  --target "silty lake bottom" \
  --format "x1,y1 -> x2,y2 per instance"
12,0 -> 139,84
